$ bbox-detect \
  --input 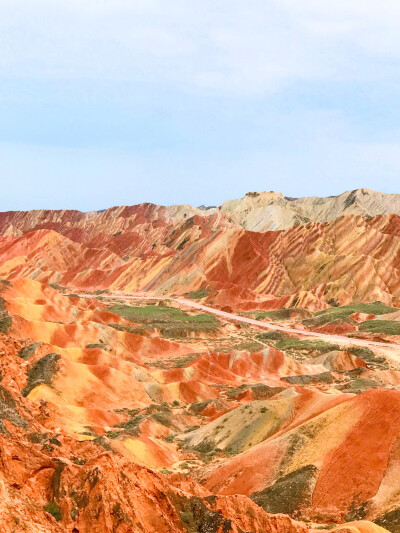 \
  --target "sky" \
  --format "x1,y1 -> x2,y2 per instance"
2,0 -> 400,210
